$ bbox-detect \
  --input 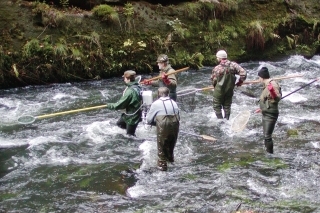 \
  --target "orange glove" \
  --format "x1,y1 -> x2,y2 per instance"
141,80 -> 152,85
235,80 -> 243,87
161,73 -> 170,85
